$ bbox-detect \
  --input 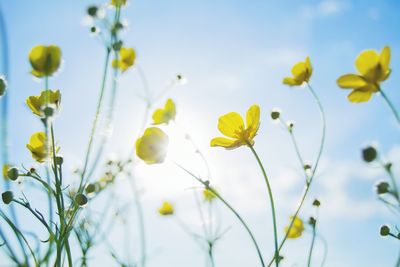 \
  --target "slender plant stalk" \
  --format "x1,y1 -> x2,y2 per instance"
267,83 -> 326,267
247,143 -> 279,267
380,88 -> 400,126
79,47 -> 111,189
176,164 -> 266,267
307,226 -> 317,267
